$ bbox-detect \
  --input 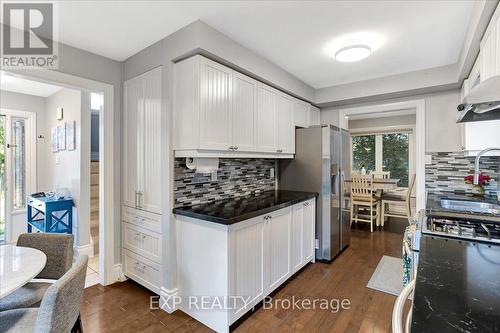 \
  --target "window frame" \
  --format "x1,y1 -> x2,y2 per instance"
350,125 -> 415,190
0,109 -> 37,219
